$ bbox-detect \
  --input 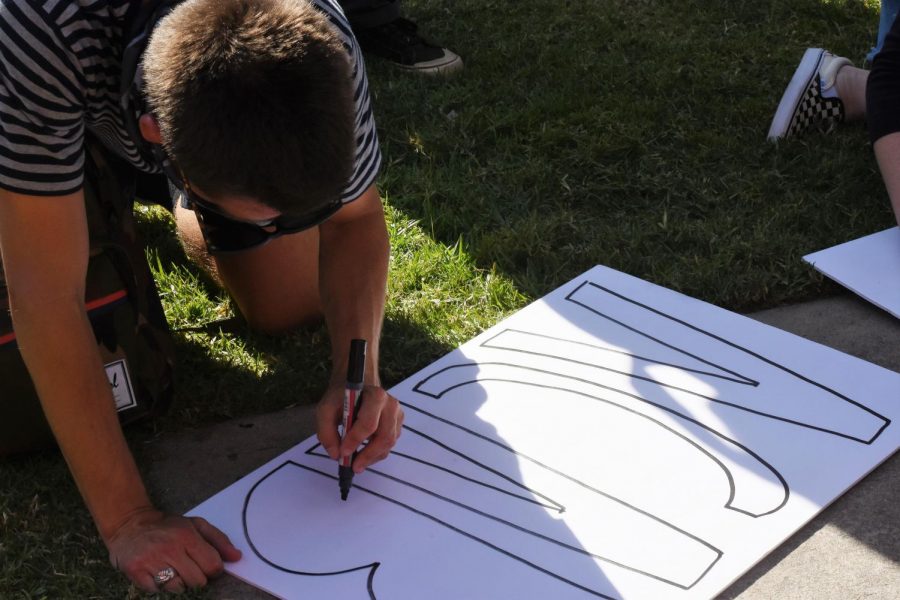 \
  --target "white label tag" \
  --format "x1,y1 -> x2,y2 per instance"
105,359 -> 137,412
